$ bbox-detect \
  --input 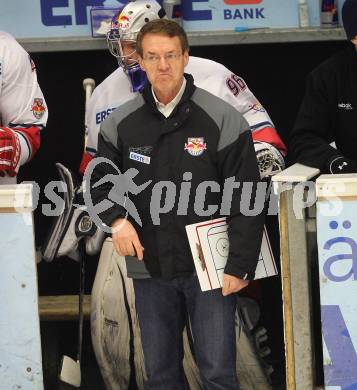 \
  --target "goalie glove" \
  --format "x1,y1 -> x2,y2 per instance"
0,127 -> 21,176
254,141 -> 285,179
